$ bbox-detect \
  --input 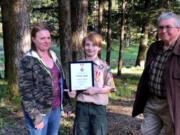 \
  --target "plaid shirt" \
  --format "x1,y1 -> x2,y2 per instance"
148,43 -> 175,98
